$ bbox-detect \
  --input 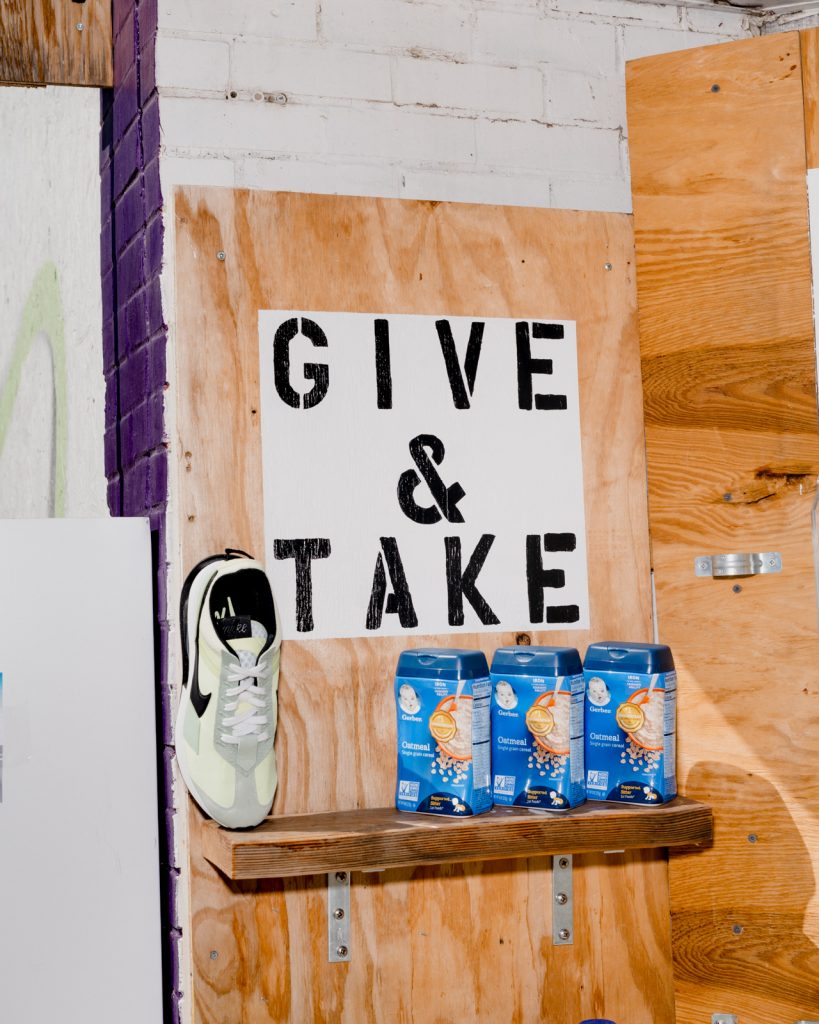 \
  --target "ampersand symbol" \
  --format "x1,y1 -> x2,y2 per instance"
397,434 -> 466,525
